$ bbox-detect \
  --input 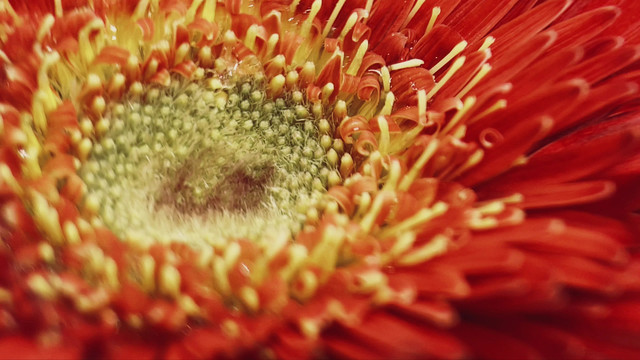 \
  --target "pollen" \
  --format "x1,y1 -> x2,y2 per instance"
79,70 -> 336,246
